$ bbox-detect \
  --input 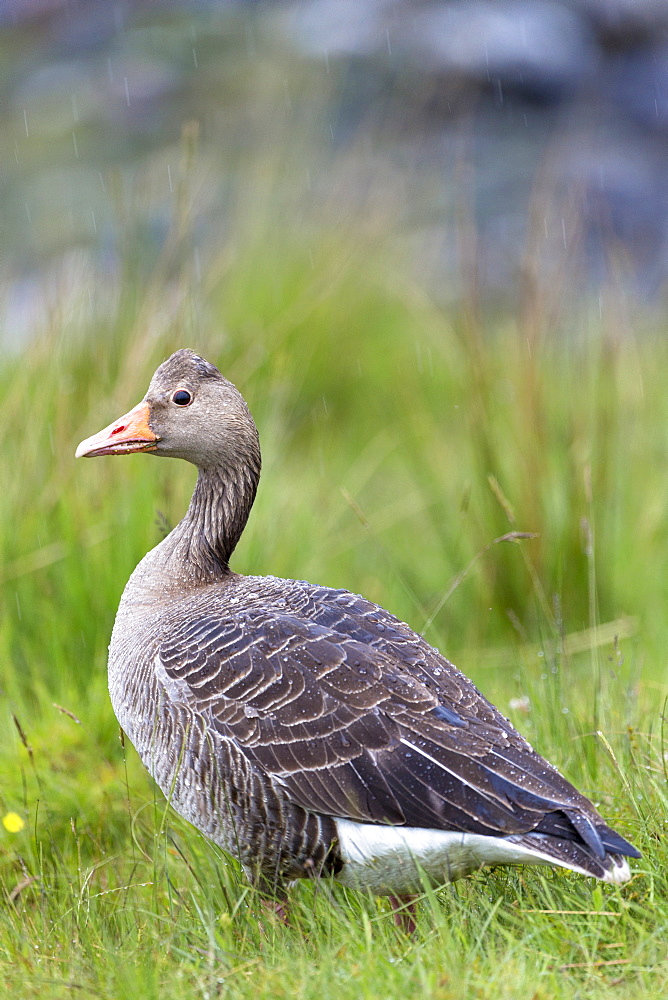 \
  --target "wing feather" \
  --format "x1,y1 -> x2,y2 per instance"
156,592 -> 603,840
